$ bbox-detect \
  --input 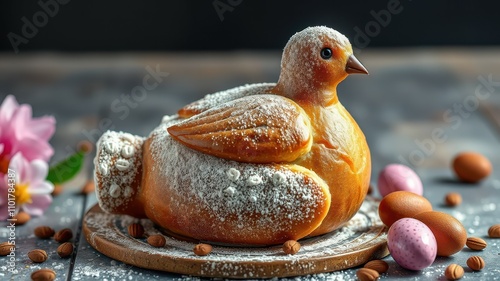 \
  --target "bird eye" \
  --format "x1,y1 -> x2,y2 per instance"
320,48 -> 332,59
